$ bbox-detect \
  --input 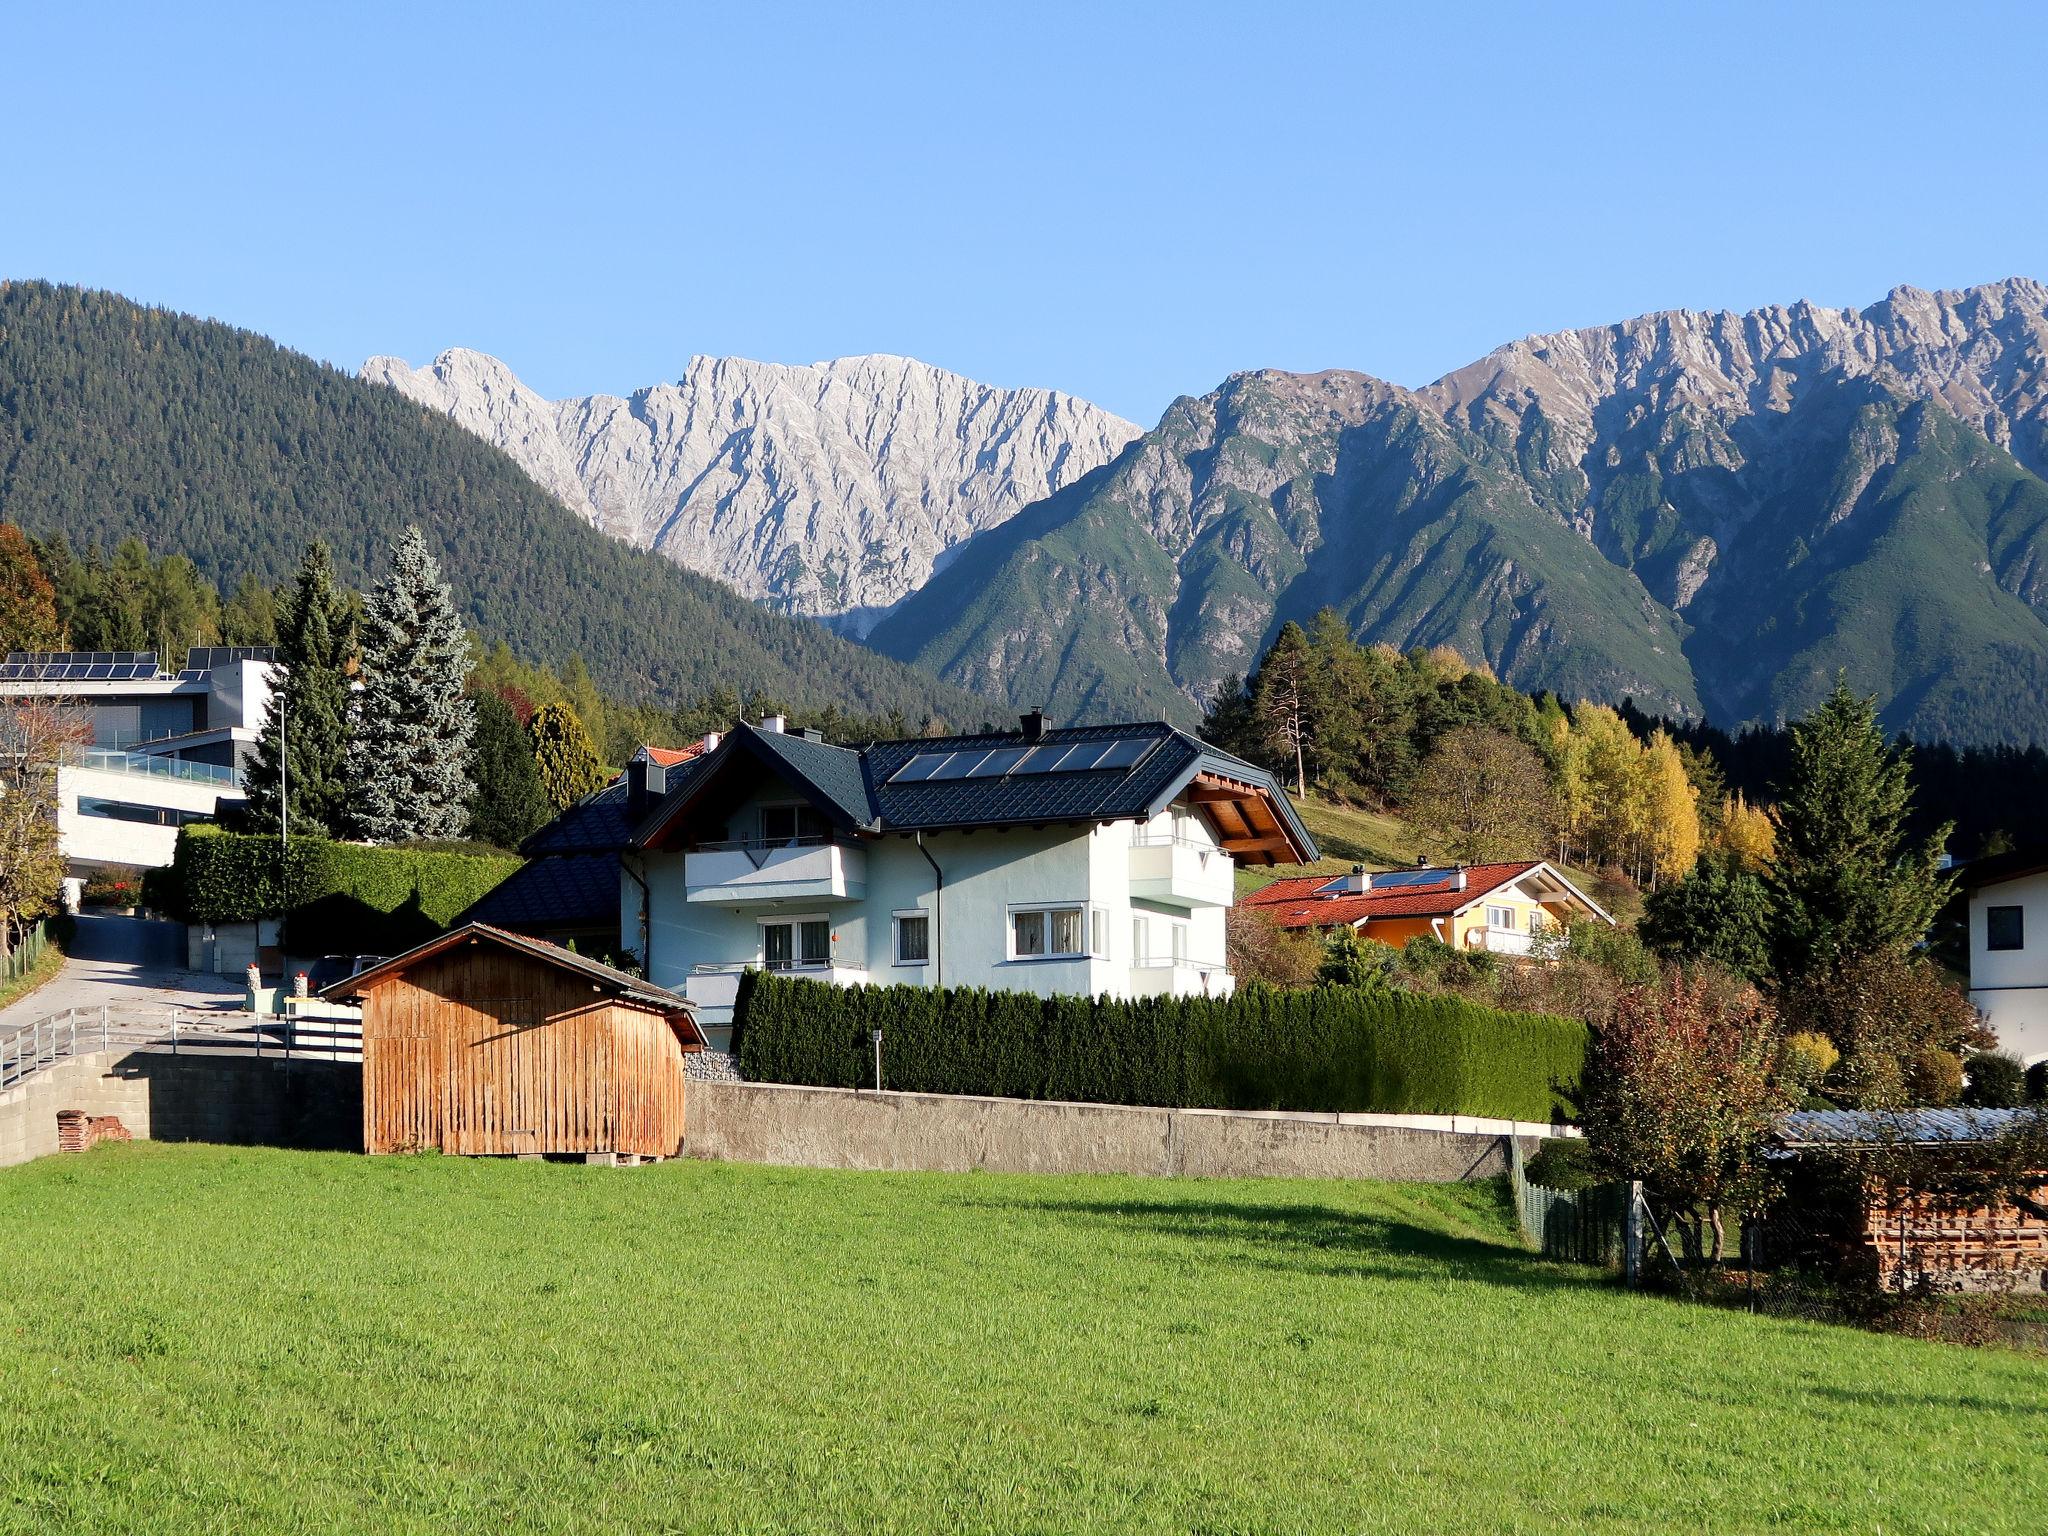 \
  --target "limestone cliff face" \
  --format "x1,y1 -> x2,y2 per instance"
362,349 -> 1140,633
